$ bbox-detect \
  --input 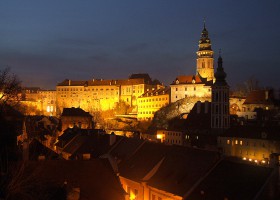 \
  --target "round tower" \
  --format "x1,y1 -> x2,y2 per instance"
196,21 -> 214,81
